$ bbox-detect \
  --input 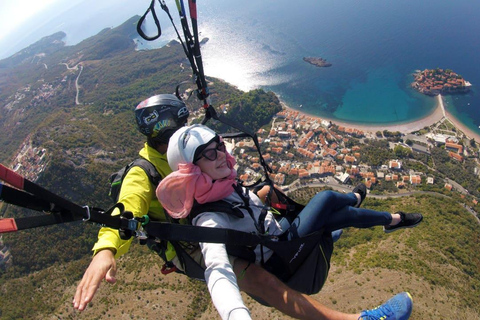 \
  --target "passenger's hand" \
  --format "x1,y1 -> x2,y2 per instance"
256,184 -> 283,204
73,248 -> 117,311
